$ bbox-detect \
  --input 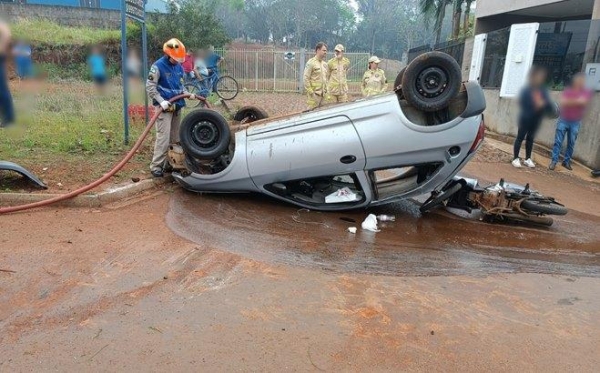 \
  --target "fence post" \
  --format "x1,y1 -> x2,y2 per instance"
273,51 -> 277,91
255,51 -> 258,91
299,48 -> 305,93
